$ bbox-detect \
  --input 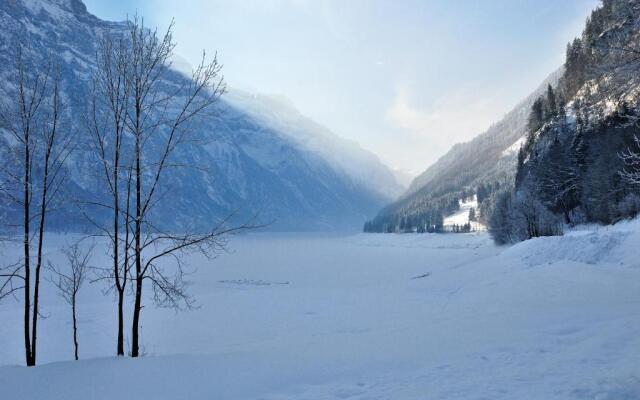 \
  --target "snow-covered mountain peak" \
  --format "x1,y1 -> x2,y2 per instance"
18,0 -> 88,19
